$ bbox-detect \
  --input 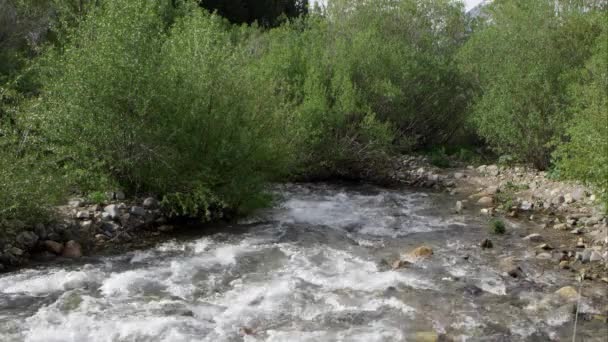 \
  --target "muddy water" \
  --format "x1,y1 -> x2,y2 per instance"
0,183 -> 606,341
